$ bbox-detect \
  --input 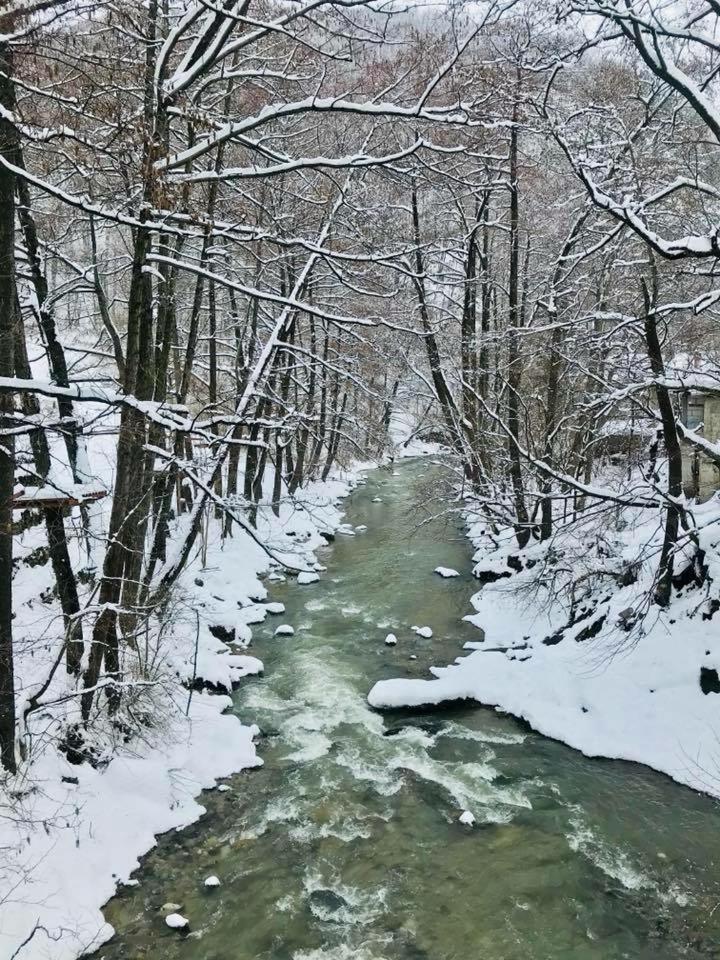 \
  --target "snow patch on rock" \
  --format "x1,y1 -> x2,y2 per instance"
298,571 -> 320,585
